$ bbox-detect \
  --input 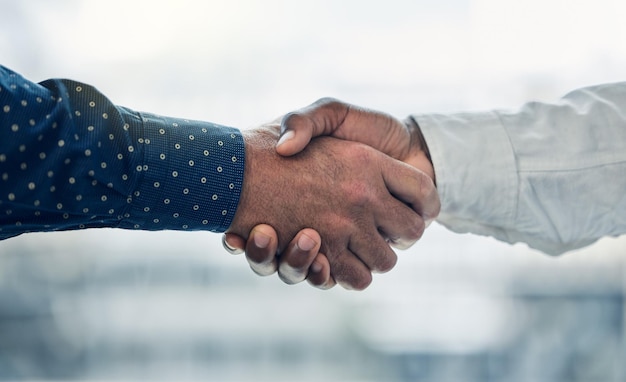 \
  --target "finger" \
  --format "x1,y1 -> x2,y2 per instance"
245,224 -> 279,277
277,229 -> 321,285
348,226 -> 399,274
278,98 -> 410,160
328,248 -> 373,291
276,98 -> 349,156
373,156 -> 439,250
306,254 -> 336,290
376,197 -> 426,250
222,233 -> 245,255
380,155 -> 441,221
